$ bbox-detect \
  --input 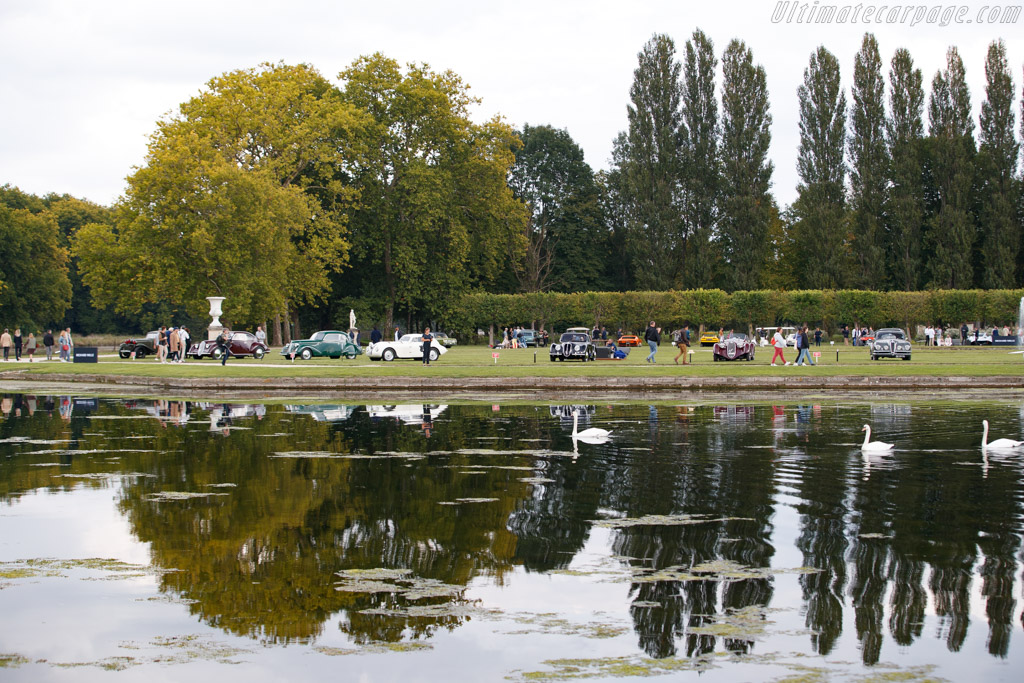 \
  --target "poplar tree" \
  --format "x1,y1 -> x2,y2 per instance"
681,28 -> 720,284
926,46 -> 976,289
886,48 -> 926,290
618,34 -> 687,290
976,40 -> 1019,288
848,34 -> 888,288
793,46 -> 848,288
719,39 -> 774,290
